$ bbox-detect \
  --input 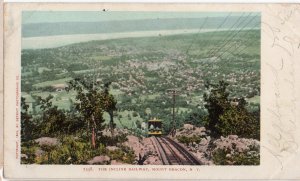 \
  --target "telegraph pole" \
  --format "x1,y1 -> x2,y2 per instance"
167,89 -> 179,137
